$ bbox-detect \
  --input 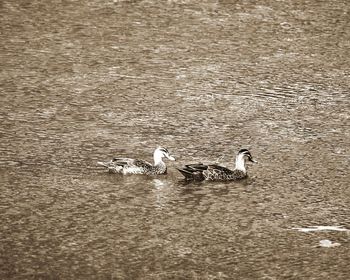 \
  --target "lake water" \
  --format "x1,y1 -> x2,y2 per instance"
1,0 -> 349,279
